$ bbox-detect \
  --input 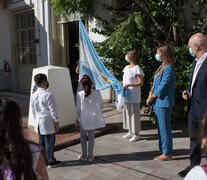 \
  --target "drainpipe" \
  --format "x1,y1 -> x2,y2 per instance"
45,0 -> 53,65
